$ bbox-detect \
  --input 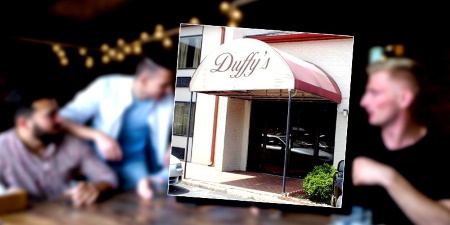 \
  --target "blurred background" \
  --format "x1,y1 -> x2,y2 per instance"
1,0 -> 449,213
